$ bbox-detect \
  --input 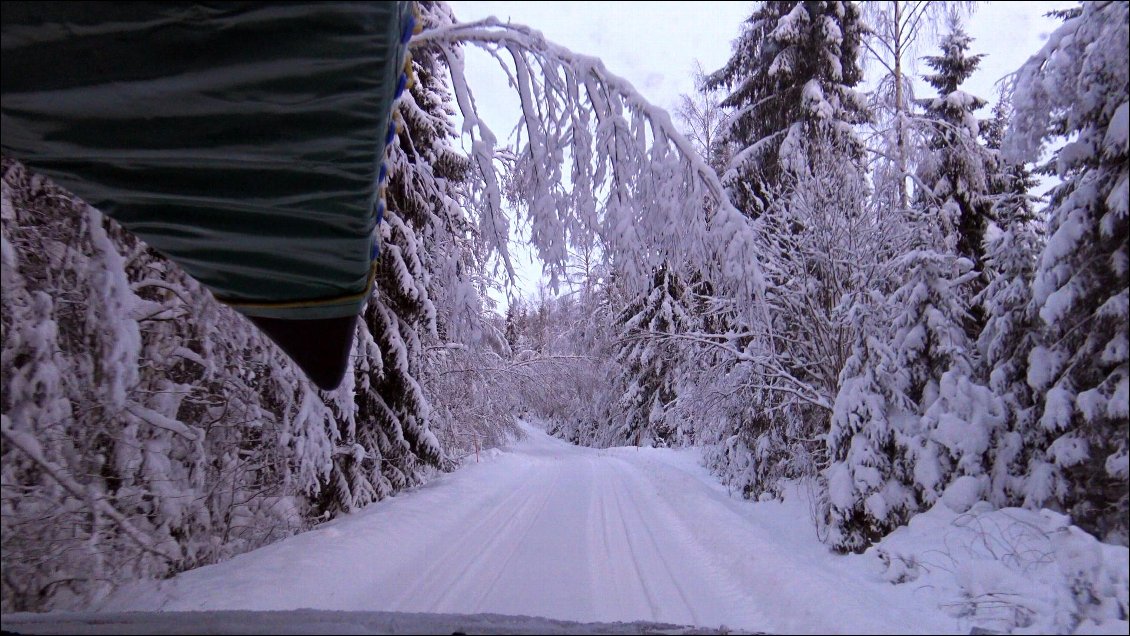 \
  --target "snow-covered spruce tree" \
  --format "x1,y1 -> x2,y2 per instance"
977,97 -> 1045,507
1004,0 -> 1128,544
504,300 -> 527,355
700,1 -> 871,497
822,133 -> 962,546
822,232 -> 1003,551
914,25 -> 994,333
705,0 -> 869,218
840,25 -> 1007,517
824,295 -> 918,552
612,265 -> 690,447
888,241 -> 1004,509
